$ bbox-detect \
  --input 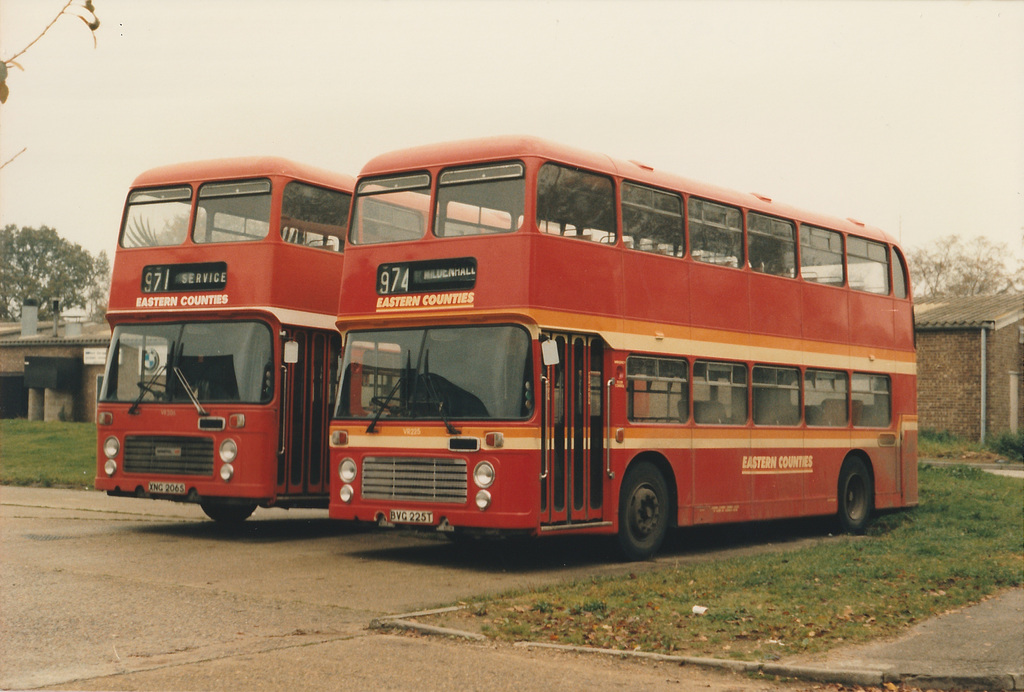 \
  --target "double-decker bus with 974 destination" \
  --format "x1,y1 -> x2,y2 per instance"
96,157 -> 353,522
328,136 -> 916,559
